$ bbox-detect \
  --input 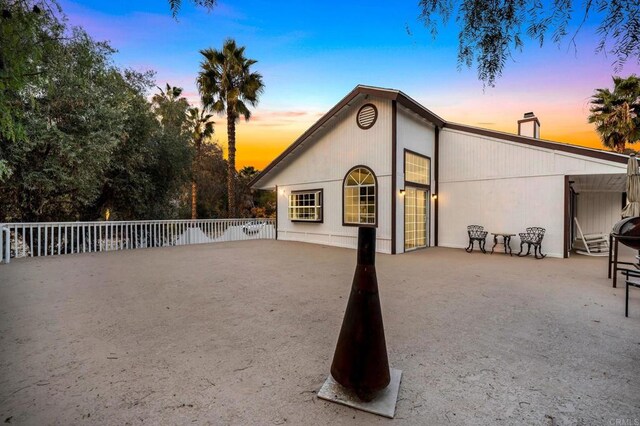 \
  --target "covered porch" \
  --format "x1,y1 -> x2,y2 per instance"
567,173 -> 627,257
